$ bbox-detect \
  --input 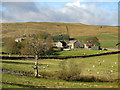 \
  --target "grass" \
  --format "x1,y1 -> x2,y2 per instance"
2,22 -> 118,39
2,72 -> 118,88
0,49 -> 113,57
2,54 -> 118,79
76,34 -> 118,41
51,50 -> 112,57
100,41 -> 118,48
